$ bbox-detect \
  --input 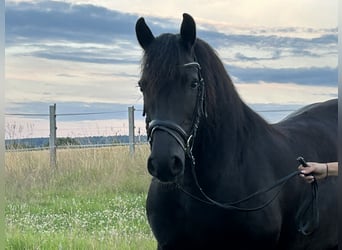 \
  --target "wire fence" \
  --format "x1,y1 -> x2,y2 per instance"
4,142 -> 150,152
5,104 -> 297,153
5,109 -> 144,138
5,105 -> 148,156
